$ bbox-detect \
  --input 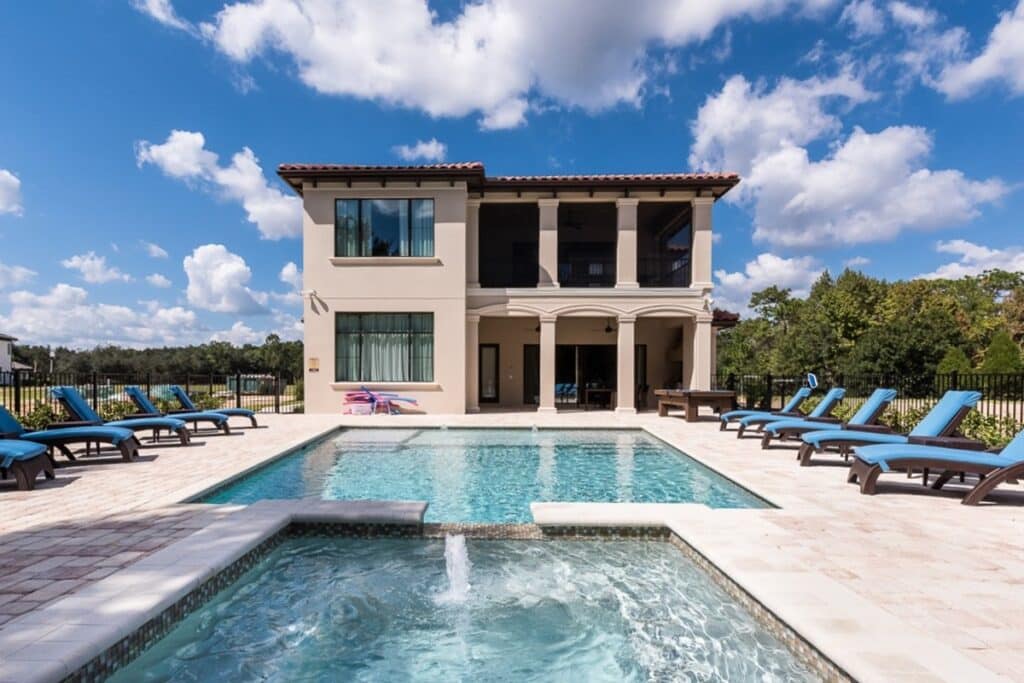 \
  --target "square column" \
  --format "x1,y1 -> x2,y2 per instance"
538,198 -> 559,287
692,316 -> 713,390
681,317 -> 695,389
691,196 -> 714,289
466,314 -> 480,412
615,198 -> 639,288
538,315 -> 557,413
615,316 -> 636,413
466,199 -> 481,288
